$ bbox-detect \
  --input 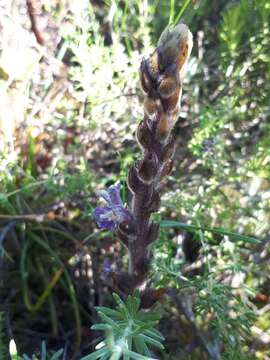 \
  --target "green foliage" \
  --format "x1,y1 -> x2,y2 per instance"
151,215 -> 259,359
62,0 -> 145,136
219,1 -> 247,58
160,220 -> 260,244
193,277 -> 255,357
188,97 -> 236,158
83,292 -> 164,360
